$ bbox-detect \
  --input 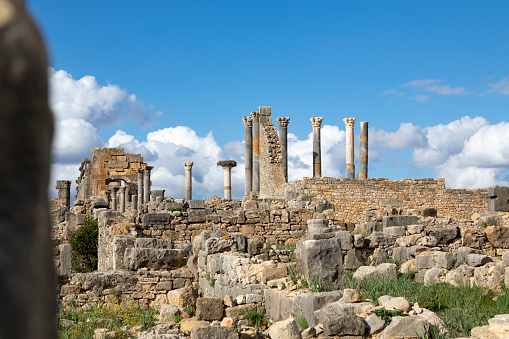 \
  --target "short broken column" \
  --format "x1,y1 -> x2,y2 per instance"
343,117 -> 356,179
276,117 -> 290,182
251,111 -> 260,194
217,160 -> 237,200
143,166 -> 152,204
310,117 -> 323,177
137,170 -> 143,205
119,186 -> 126,213
243,116 -> 253,197
184,161 -> 193,201
359,121 -> 368,180
111,187 -> 118,211
55,180 -> 71,208
132,194 -> 138,211
296,219 -> 343,290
